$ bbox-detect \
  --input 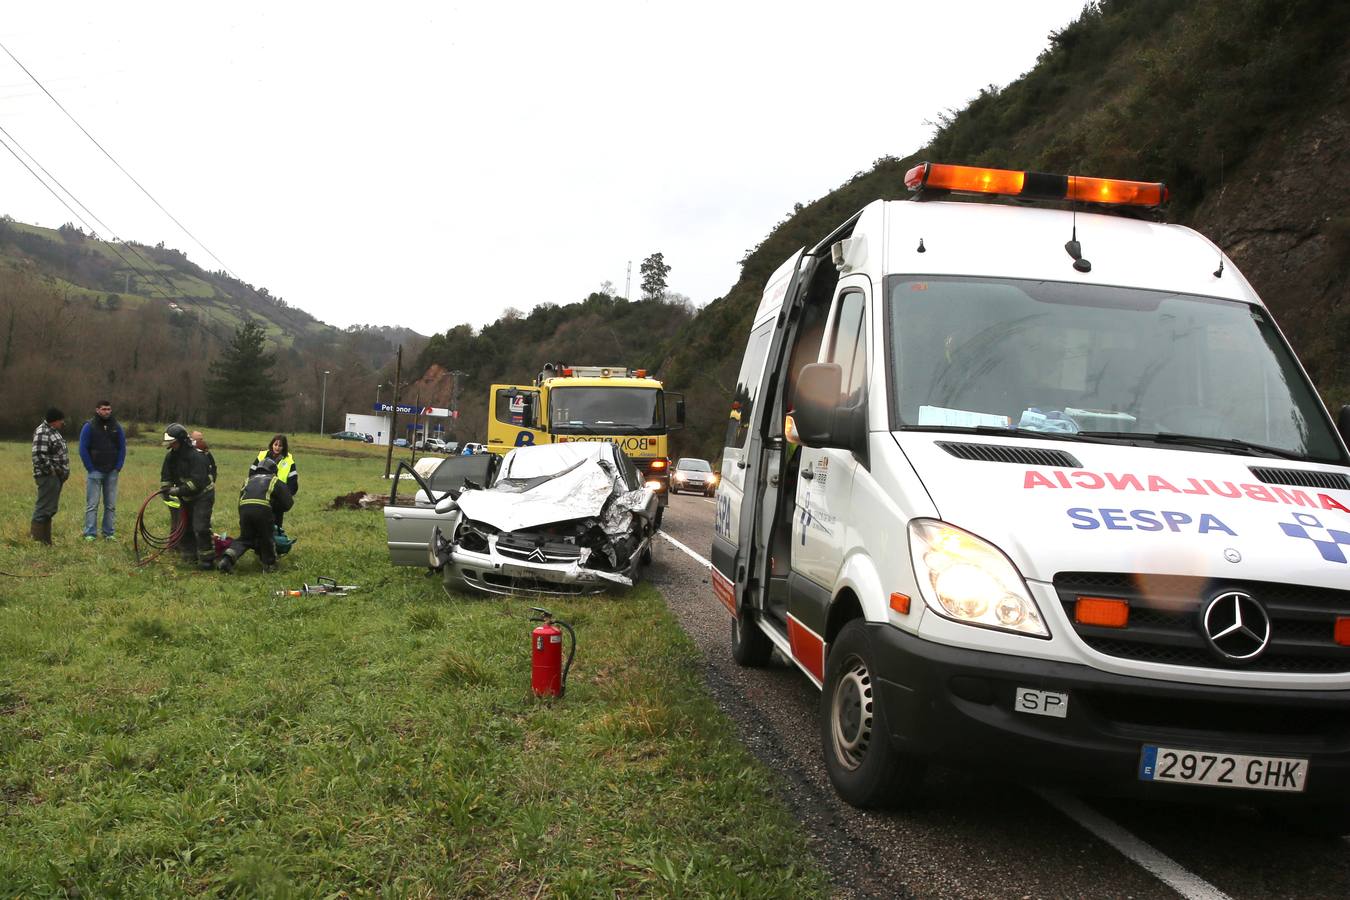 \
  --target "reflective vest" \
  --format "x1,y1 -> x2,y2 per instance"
255,450 -> 294,485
